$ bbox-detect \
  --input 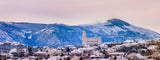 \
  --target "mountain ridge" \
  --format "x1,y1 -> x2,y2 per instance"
0,18 -> 160,47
